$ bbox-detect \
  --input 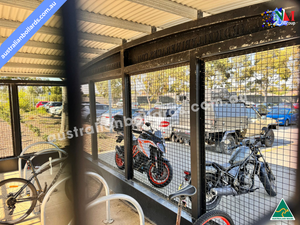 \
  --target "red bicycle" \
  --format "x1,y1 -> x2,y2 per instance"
169,185 -> 235,225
